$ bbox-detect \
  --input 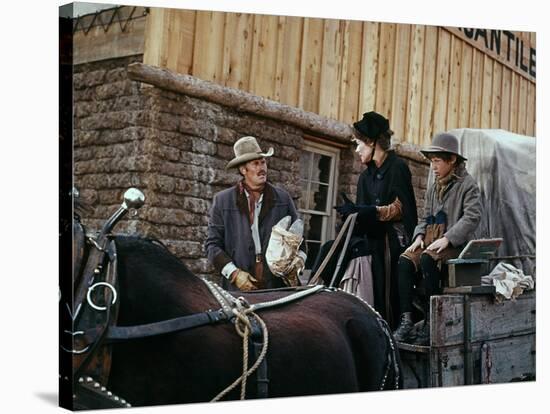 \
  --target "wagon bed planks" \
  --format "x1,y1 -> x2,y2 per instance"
399,290 -> 535,388
431,290 -> 535,347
